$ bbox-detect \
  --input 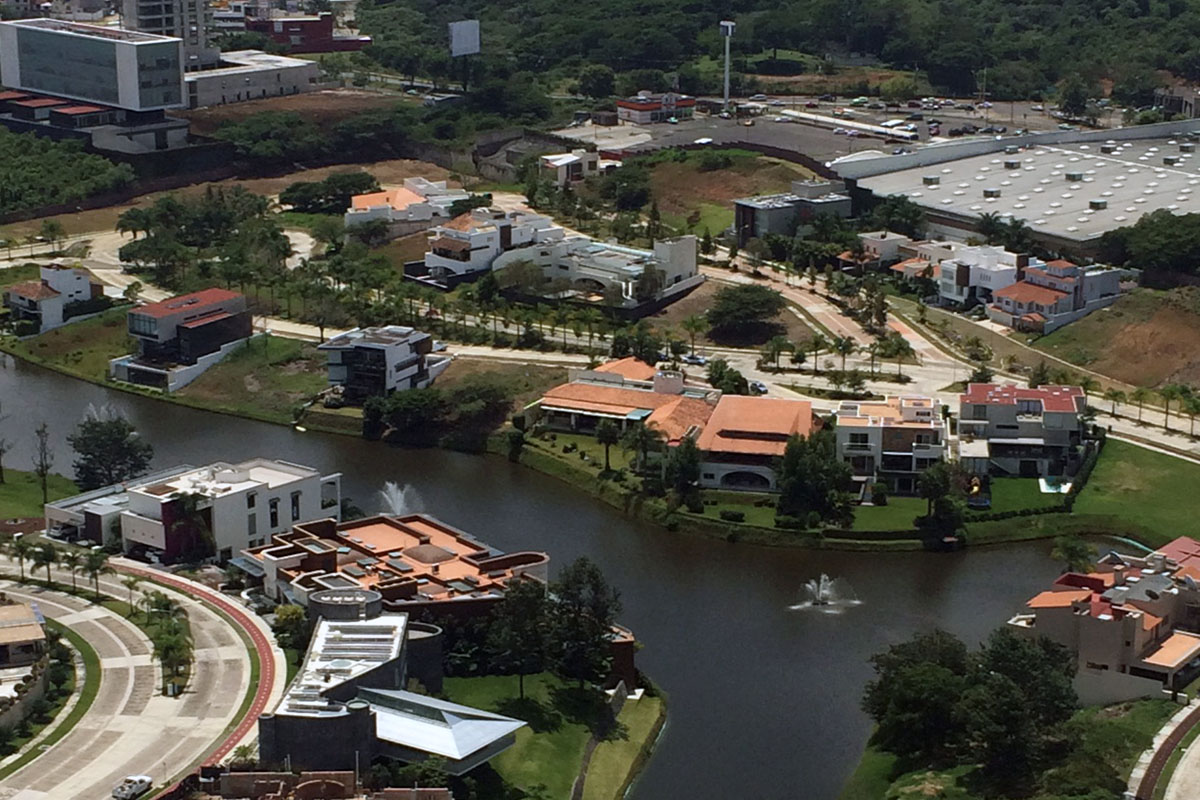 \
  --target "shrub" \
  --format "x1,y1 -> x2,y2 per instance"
775,514 -> 804,529
871,482 -> 889,506
719,509 -> 746,522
